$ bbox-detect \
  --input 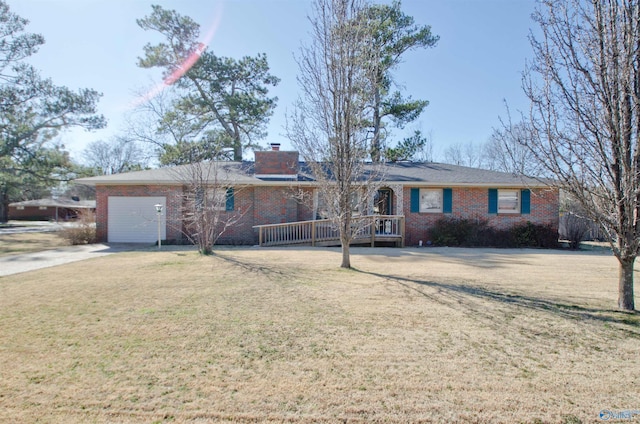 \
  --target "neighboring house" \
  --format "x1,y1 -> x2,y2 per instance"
74,147 -> 559,246
8,198 -> 96,222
